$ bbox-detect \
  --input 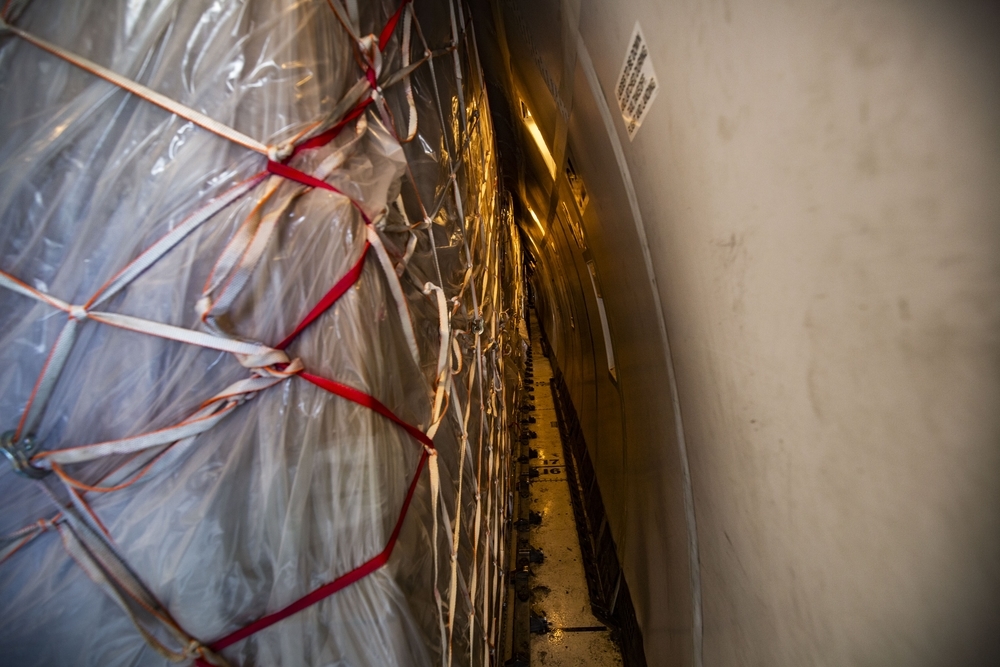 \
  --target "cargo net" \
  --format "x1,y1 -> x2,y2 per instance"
0,1 -> 524,665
